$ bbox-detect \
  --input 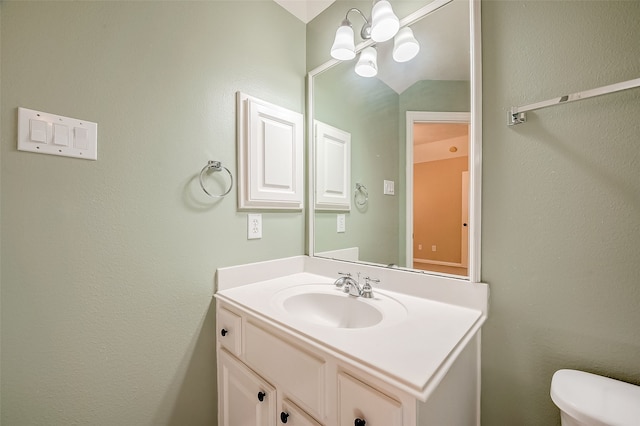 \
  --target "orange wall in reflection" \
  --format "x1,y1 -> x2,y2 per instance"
413,156 -> 468,263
